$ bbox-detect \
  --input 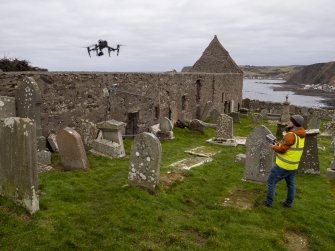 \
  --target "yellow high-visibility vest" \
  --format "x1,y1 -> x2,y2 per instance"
275,132 -> 305,170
